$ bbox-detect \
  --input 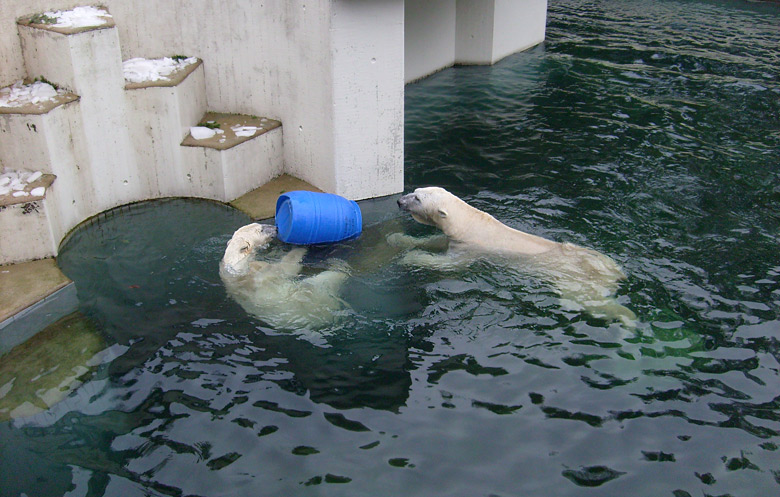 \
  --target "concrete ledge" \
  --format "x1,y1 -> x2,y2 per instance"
0,258 -> 71,326
229,174 -> 322,220
181,112 -> 282,151
0,174 -> 55,207
0,282 -> 78,357
16,7 -> 116,36
0,85 -> 78,116
181,112 -> 284,201
125,58 -> 203,90
0,177 -> 60,264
